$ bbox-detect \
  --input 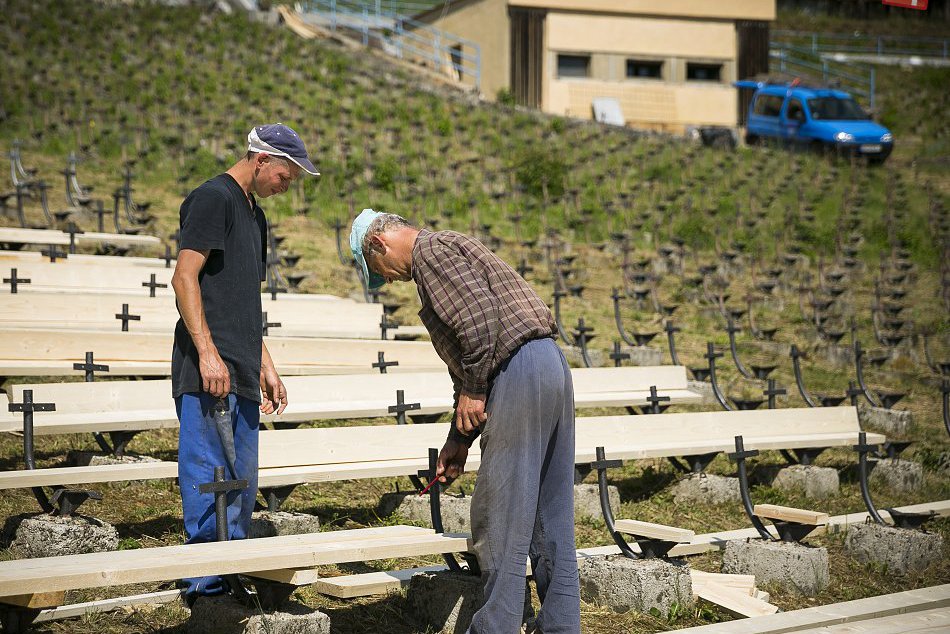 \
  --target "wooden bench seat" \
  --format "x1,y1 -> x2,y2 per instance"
0,292 -> 428,340
613,519 -> 695,543
0,250 -> 176,269
0,525 -> 469,604
0,227 -> 161,249
0,328 -> 444,377
1,366 -> 700,435
0,407 -> 883,491
753,504 -> 829,527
